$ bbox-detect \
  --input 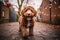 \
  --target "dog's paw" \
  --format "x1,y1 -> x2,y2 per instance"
29,34 -> 34,37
